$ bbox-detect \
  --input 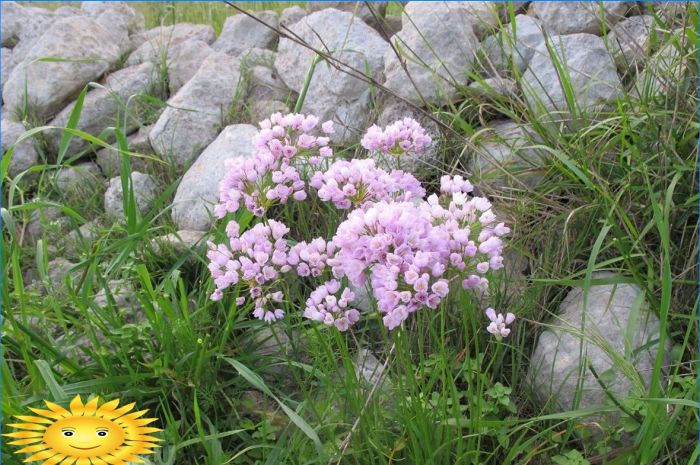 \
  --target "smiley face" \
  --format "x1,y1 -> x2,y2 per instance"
43,416 -> 126,458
